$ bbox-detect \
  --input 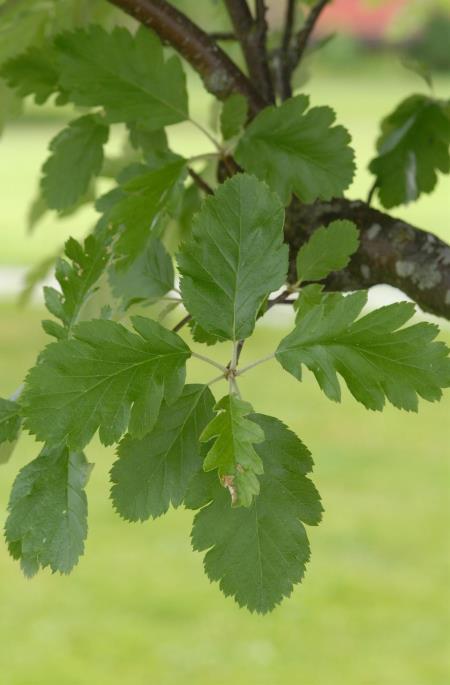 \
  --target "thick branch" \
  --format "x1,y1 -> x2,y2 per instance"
285,198 -> 450,320
107,0 -> 265,114
224,0 -> 274,104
